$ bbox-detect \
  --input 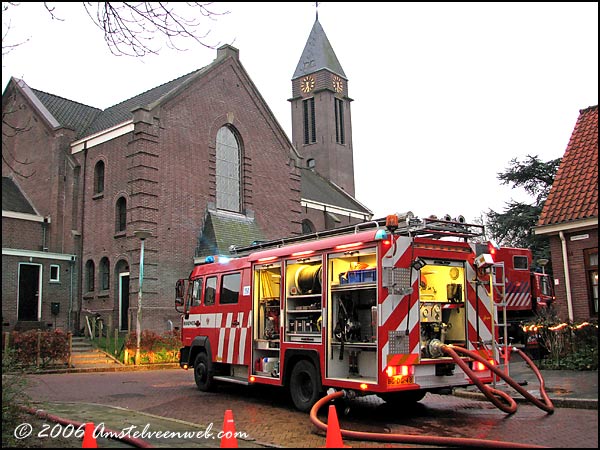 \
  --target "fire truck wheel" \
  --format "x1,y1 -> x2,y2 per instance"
377,389 -> 426,405
194,352 -> 214,391
289,360 -> 321,412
